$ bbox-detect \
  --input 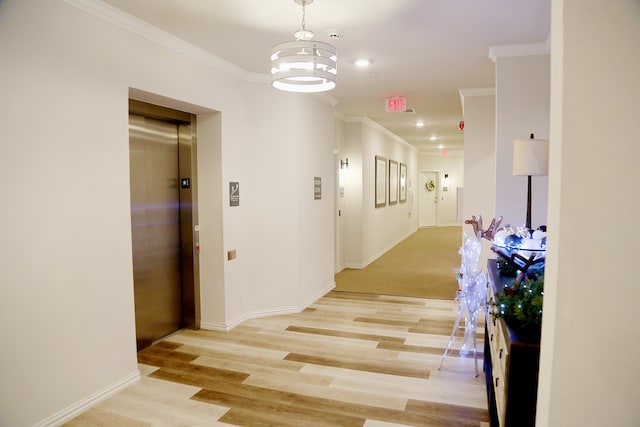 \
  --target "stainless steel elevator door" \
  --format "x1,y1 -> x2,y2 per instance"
129,114 -> 182,350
